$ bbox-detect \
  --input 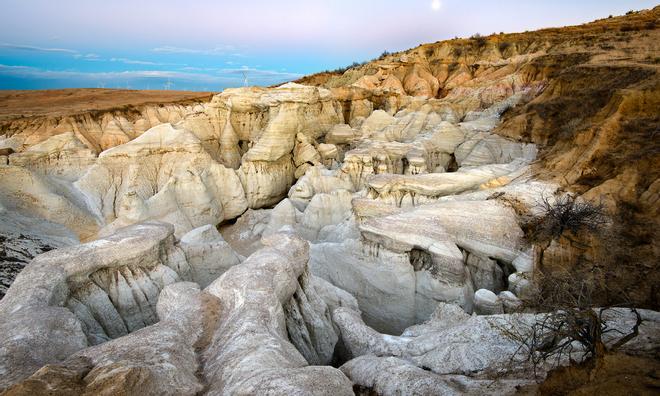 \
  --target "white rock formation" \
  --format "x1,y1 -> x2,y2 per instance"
8,132 -> 96,181
0,226 -> 358,394
202,232 -> 354,394
0,222 -> 185,387
77,123 -> 248,238
0,165 -> 100,239
207,83 -> 344,208
473,288 -> 504,315
4,64 -> 645,396
334,304 -> 660,394
178,224 -> 244,288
